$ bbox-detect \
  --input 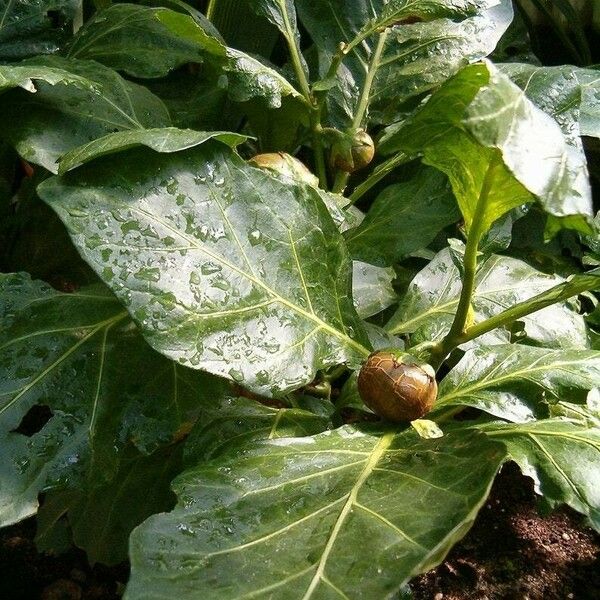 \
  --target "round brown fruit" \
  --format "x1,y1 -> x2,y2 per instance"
357,350 -> 437,422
